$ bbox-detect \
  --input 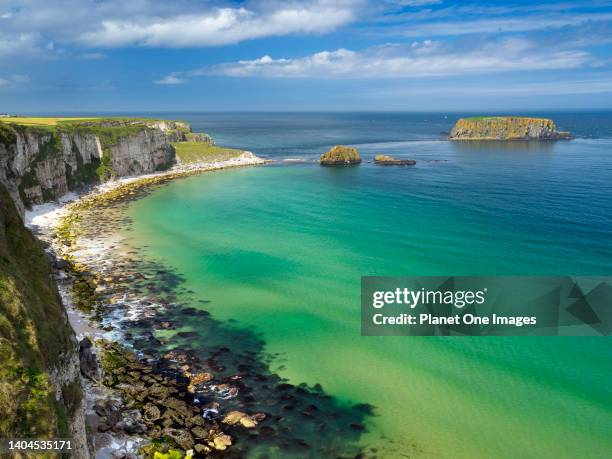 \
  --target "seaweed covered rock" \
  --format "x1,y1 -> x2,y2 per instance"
450,117 -> 572,140
320,145 -> 361,165
374,154 -> 416,165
